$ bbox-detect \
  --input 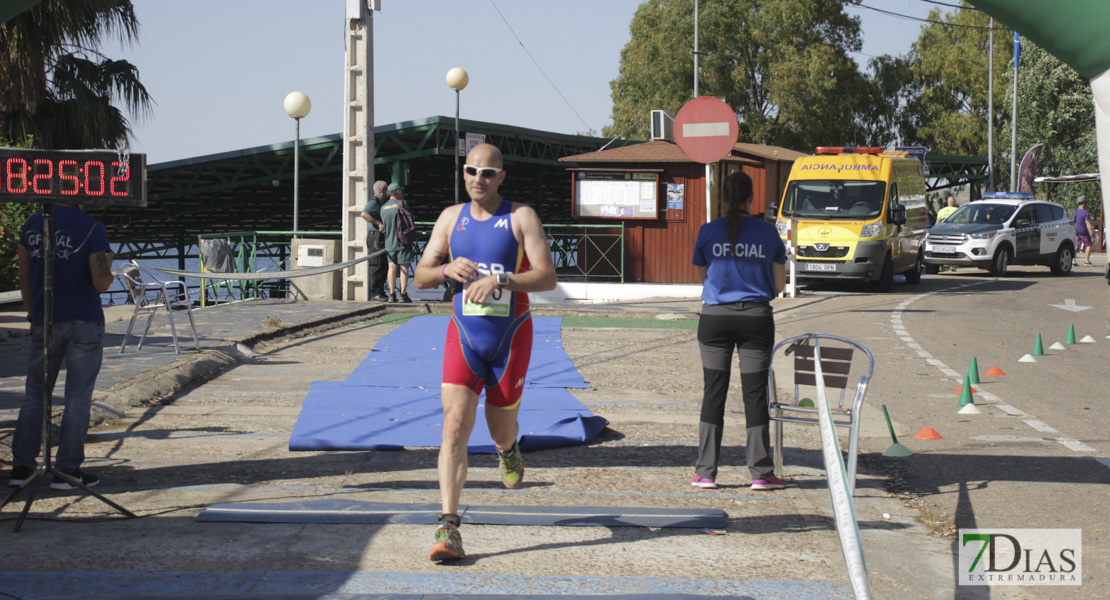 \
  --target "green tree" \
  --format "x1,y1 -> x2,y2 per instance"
0,136 -> 40,292
1006,43 -> 1099,215
900,5 -> 1010,161
606,0 -> 873,150
0,0 -> 151,149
